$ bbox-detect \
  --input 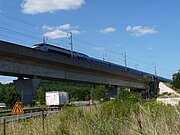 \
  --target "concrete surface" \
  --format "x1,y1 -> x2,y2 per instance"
157,82 -> 180,105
